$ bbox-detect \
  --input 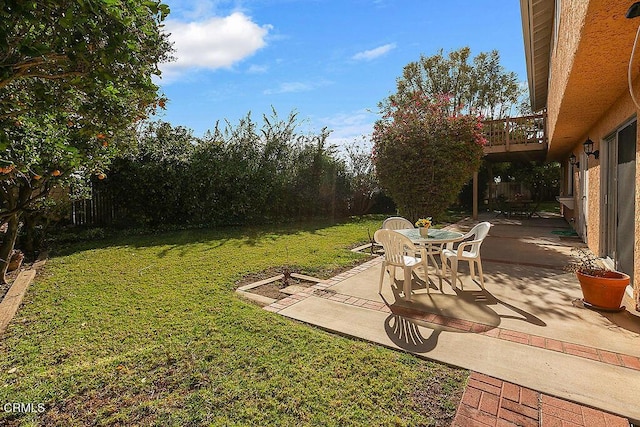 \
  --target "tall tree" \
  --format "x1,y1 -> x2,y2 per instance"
0,0 -> 171,282
391,47 -> 521,119
373,93 -> 485,222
